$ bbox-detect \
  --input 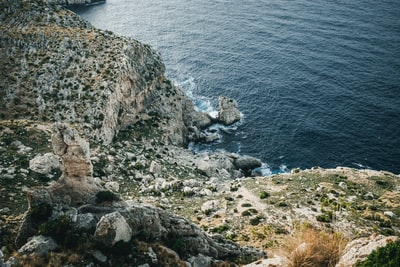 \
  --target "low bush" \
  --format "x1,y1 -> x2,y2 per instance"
95,190 -> 119,204
259,191 -> 270,199
355,239 -> 400,267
